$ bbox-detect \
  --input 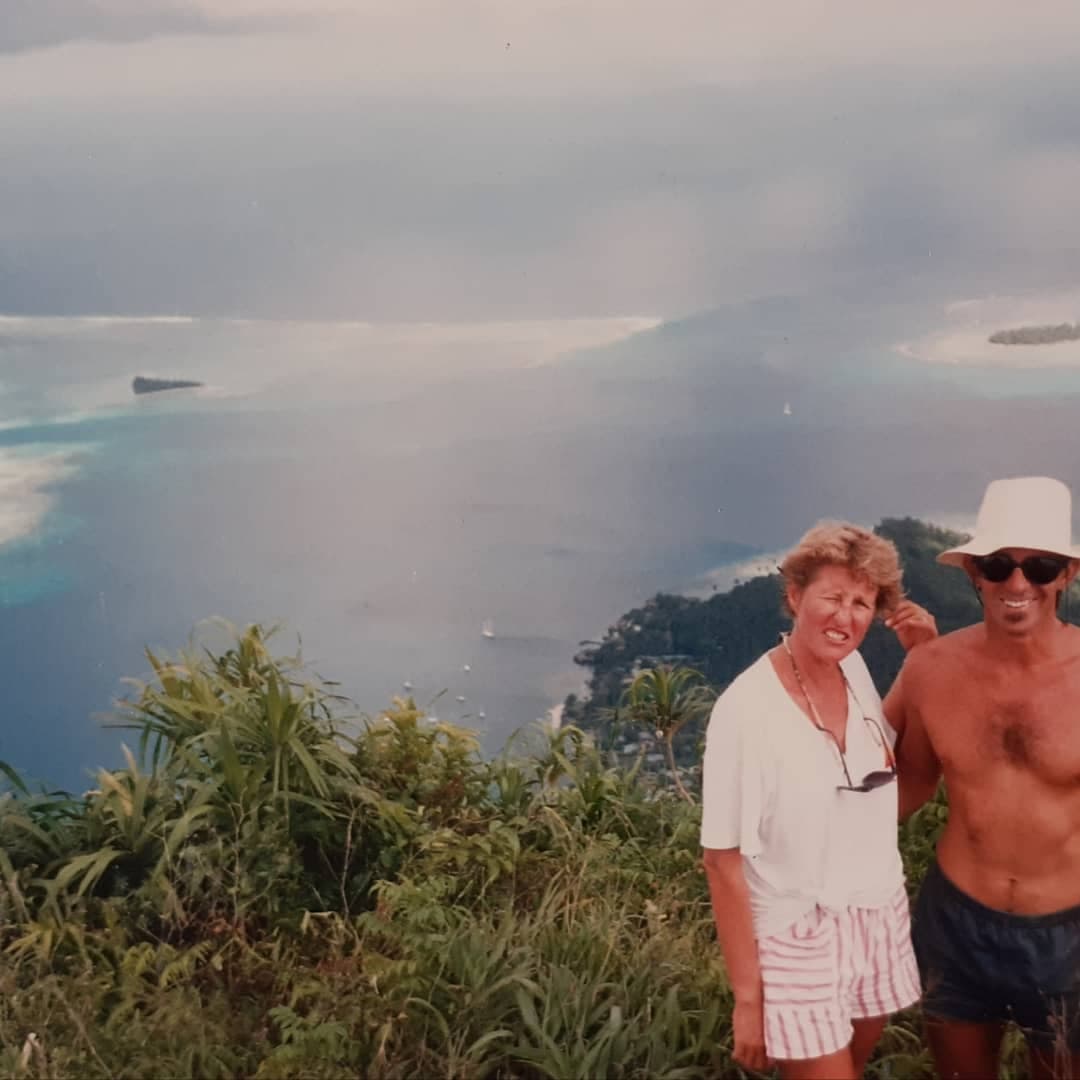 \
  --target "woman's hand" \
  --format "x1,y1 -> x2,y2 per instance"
732,995 -> 771,1073
884,599 -> 937,652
